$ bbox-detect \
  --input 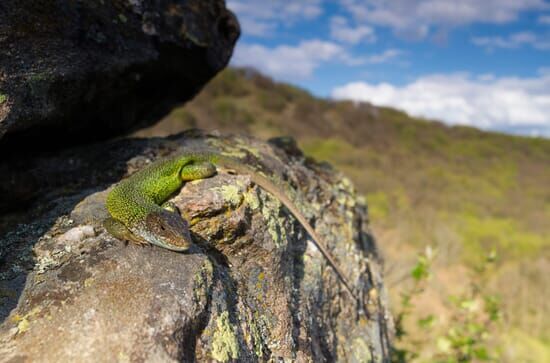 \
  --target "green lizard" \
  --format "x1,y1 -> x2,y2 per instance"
104,151 -> 357,299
